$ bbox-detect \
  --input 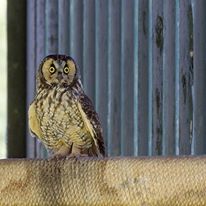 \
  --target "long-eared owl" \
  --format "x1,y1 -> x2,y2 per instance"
28,55 -> 105,157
